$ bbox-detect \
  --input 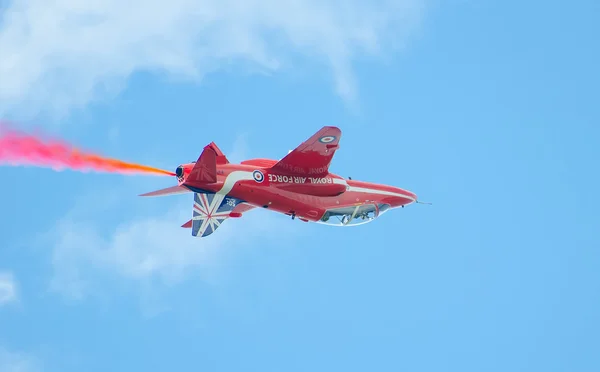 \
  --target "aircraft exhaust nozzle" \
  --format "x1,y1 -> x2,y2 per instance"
175,166 -> 184,179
